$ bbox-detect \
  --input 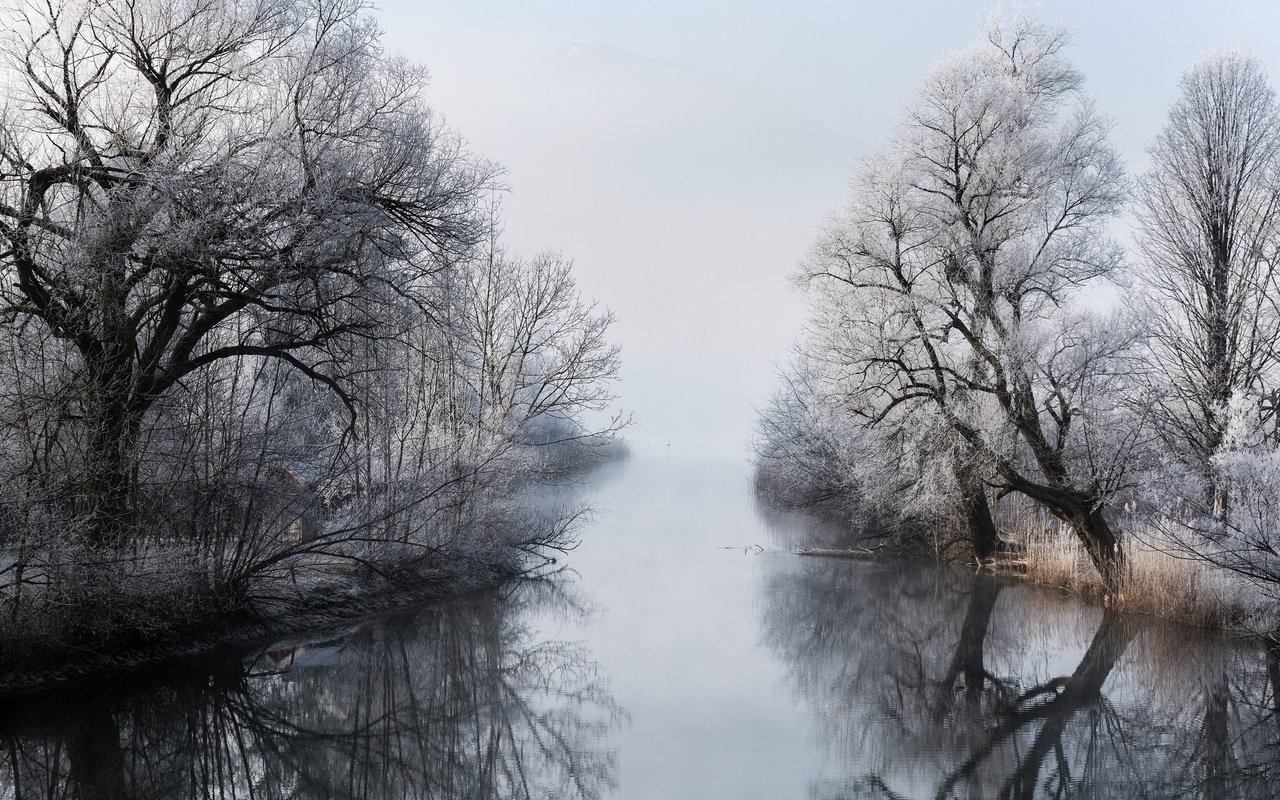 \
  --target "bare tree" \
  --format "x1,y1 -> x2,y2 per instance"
449,230 -> 625,465
0,0 -> 628,666
792,11 -> 1136,588
0,0 -> 495,543
1136,50 -> 1280,517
